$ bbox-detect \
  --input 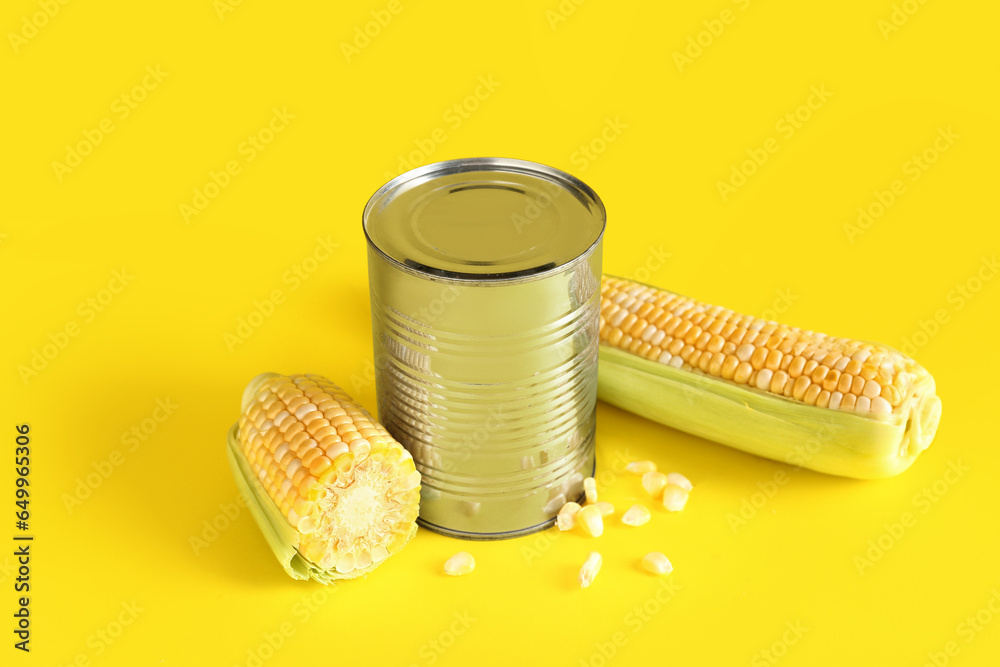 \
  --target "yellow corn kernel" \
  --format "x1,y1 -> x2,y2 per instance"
577,504 -> 604,537
233,373 -> 420,582
666,472 -> 693,491
641,471 -> 668,498
444,551 -> 476,576
579,551 -> 603,588
642,551 -> 673,575
621,504 -> 651,526
662,485 -> 689,512
626,460 -> 657,475
557,501 -> 582,531
594,501 -> 615,516
584,477 -> 598,504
